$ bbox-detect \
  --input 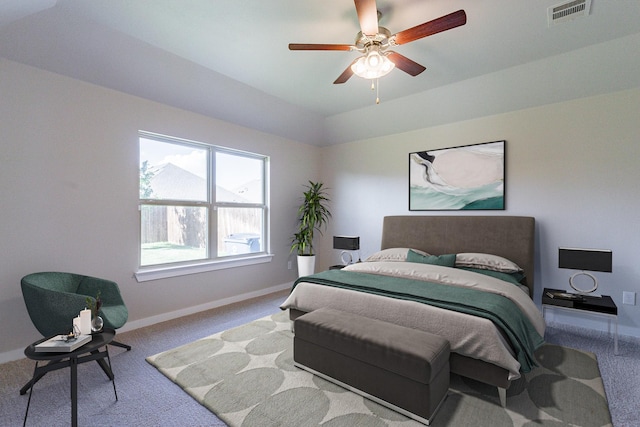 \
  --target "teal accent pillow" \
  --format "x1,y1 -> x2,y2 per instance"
407,250 -> 456,267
